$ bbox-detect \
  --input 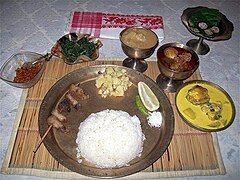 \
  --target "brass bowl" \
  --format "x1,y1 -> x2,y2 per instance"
120,27 -> 159,59
157,43 -> 199,80
51,33 -> 102,65
120,27 -> 159,72
156,43 -> 199,92
181,6 -> 234,41
181,6 -> 234,55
